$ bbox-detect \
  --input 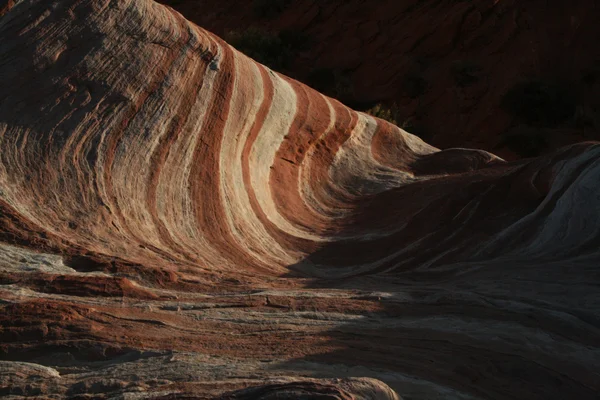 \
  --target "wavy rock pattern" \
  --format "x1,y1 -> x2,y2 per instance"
162,0 -> 600,159
1,0 -> 600,399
